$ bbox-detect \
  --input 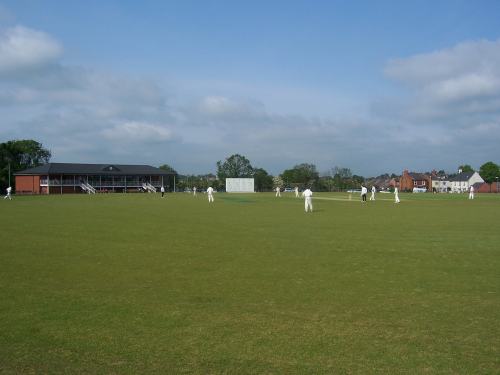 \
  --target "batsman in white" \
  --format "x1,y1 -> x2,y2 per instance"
370,186 -> 376,201
469,185 -> 474,200
302,187 -> 313,212
394,187 -> 400,203
207,186 -> 214,203
295,186 -> 299,198
275,186 -> 281,197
